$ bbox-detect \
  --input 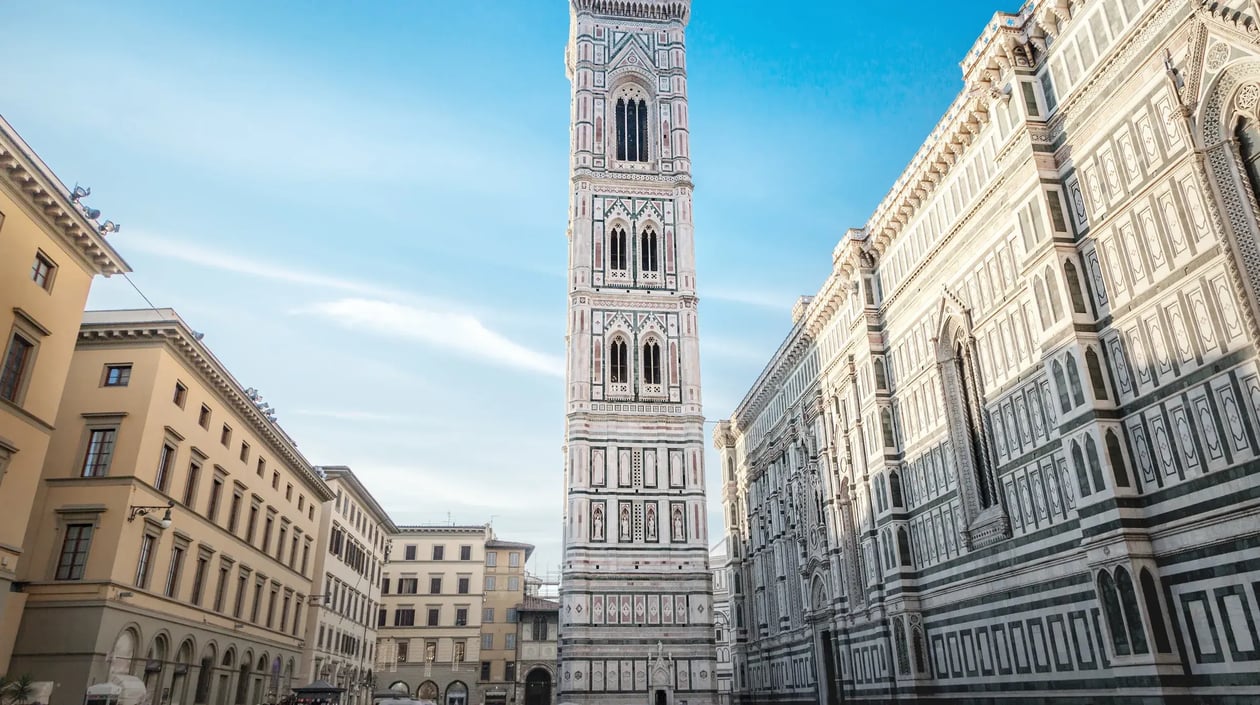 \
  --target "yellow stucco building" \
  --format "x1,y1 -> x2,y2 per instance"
10,308 -> 334,705
0,115 -> 129,673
